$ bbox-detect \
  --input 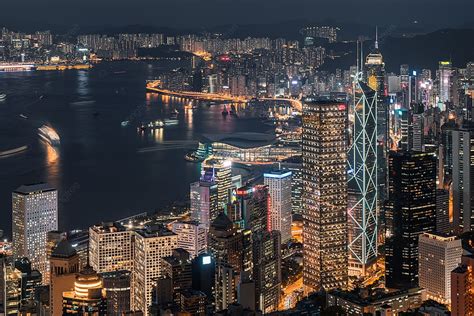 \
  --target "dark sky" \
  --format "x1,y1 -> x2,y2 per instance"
1,0 -> 473,30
